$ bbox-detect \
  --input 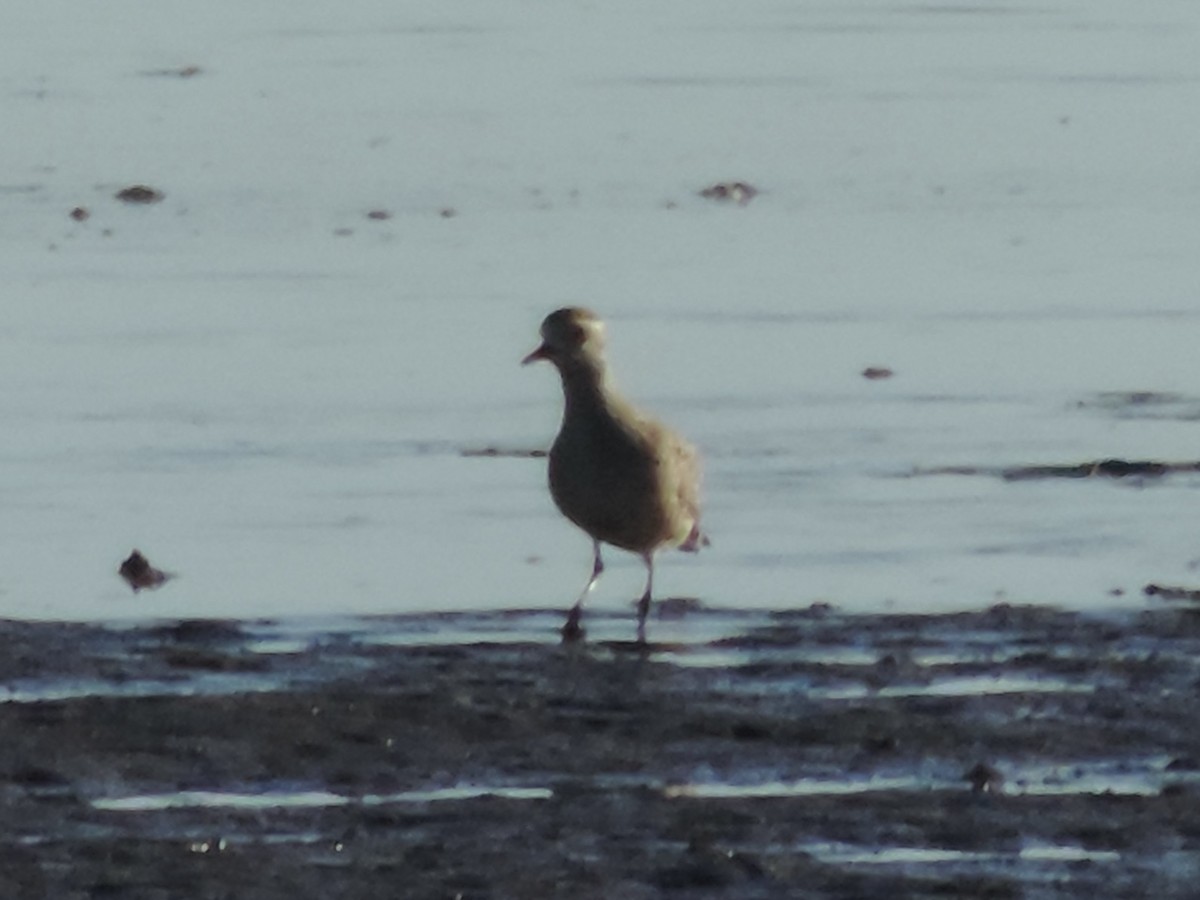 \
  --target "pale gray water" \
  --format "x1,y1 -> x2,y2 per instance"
2,0 -> 1200,620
